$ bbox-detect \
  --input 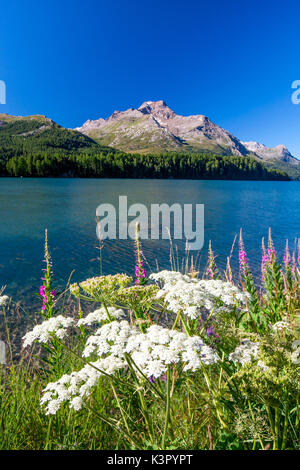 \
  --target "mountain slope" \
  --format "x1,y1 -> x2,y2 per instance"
75,100 -> 250,156
242,141 -> 300,179
0,113 -> 111,162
